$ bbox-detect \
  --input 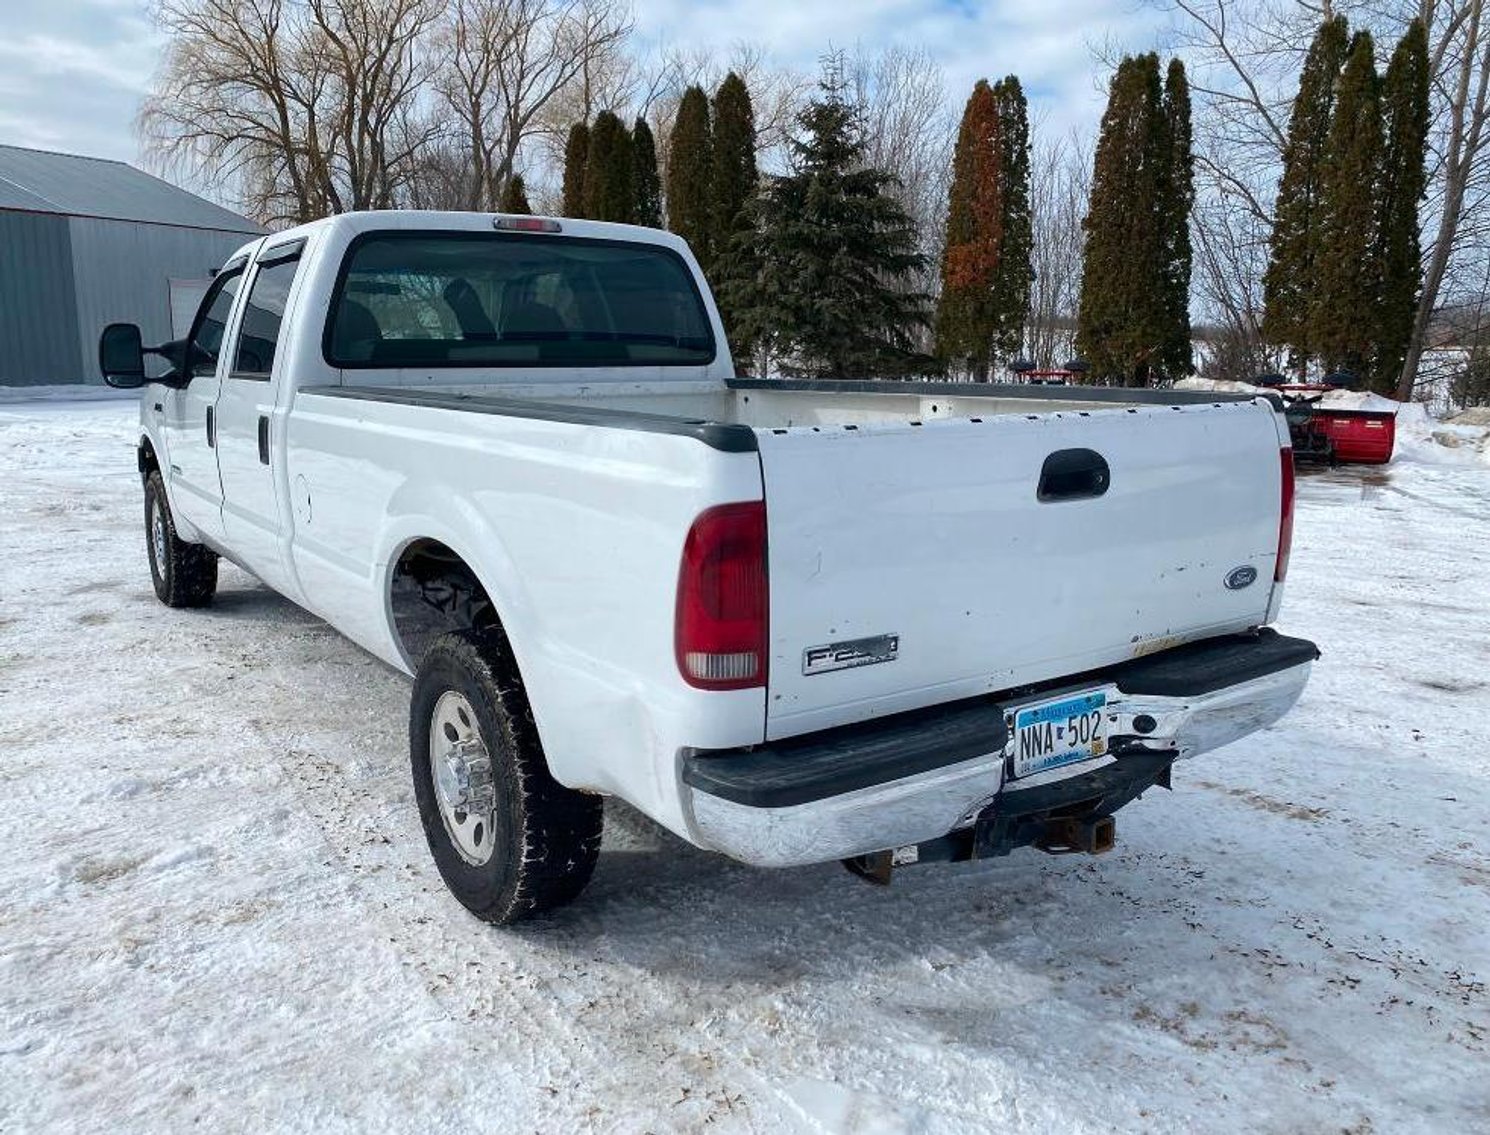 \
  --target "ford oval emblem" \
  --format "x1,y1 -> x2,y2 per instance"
1225,565 -> 1258,590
